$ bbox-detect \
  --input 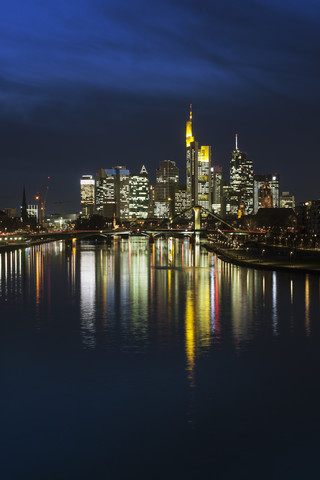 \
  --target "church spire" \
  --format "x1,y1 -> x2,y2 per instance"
21,185 -> 28,222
